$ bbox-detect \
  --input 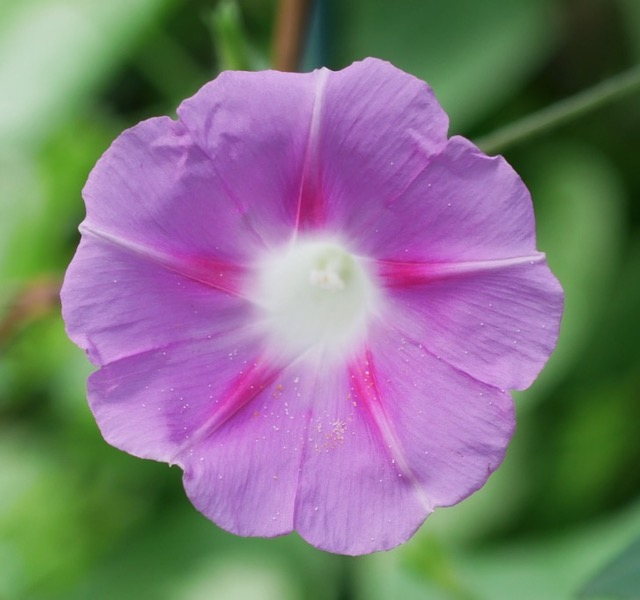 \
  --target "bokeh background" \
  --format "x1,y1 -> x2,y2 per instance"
1,0 -> 639,598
